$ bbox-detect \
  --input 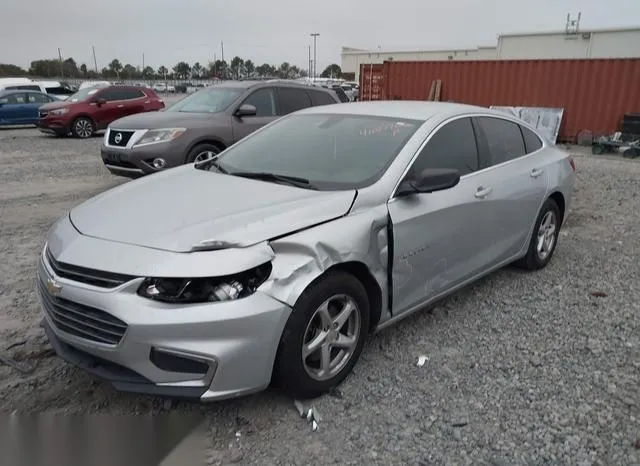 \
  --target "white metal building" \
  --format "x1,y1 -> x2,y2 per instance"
342,26 -> 640,81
